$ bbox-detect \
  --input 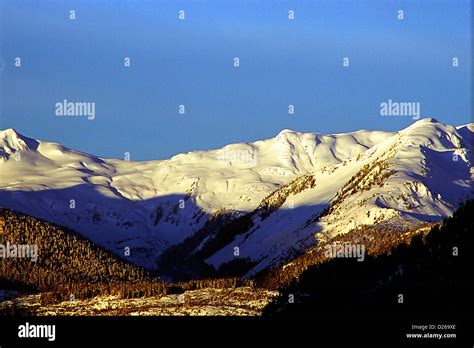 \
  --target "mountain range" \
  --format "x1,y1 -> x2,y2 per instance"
0,118 -> 472,276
